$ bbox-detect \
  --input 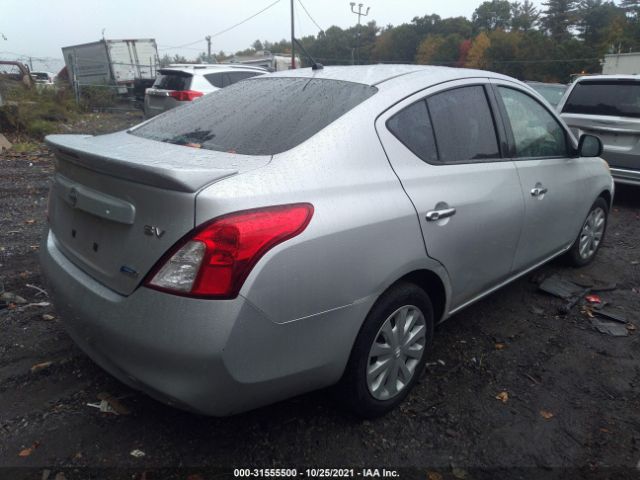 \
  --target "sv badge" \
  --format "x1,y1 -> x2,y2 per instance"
144,225 -> 165,238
